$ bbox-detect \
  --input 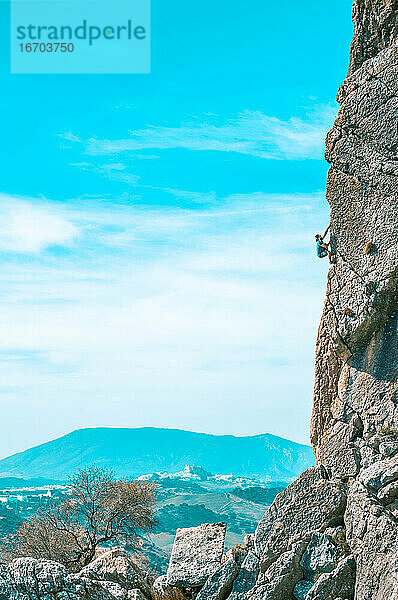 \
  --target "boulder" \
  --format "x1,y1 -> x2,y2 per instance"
65,576 -> 121,599
6,557 -> 68,593
166,523 -> 227,588
316,420 -> 360,480
0,558 -> 117,600
247,541 -> 306,600
228,551 -> 259,600
195,558 -> 238,600
79,549 -> 153,599
359,455 -> 398,492
0,555 -> 155,600
254,467 -> 346,566
304,555 -> 355,600
300,532 -> 339,580
153,575 -> 172,599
